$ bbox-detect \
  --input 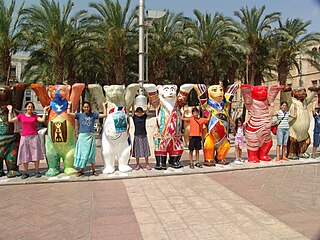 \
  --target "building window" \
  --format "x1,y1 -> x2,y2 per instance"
25,90 -> 31,102
10,66 -> 16,81
312,80 -> 318,86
